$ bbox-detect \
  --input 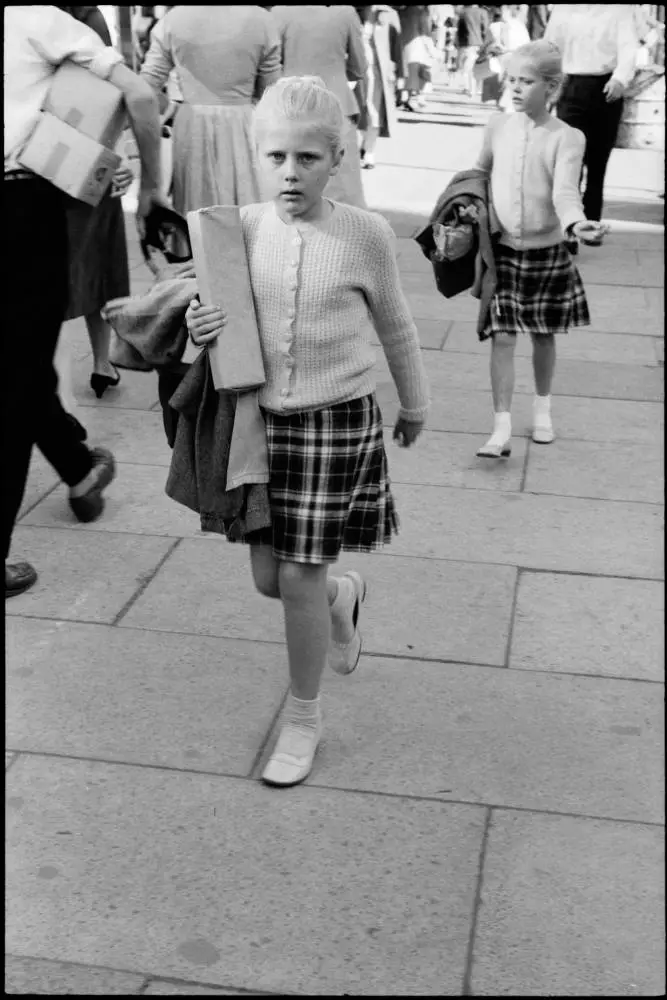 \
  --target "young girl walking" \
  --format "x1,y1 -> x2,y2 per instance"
474,41 -> 607,458
185,76 -> 429,788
